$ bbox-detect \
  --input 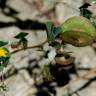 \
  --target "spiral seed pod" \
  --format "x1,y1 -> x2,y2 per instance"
60,16 -> 96,47
55,47 -> 75,70
55,56 -> 74,70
